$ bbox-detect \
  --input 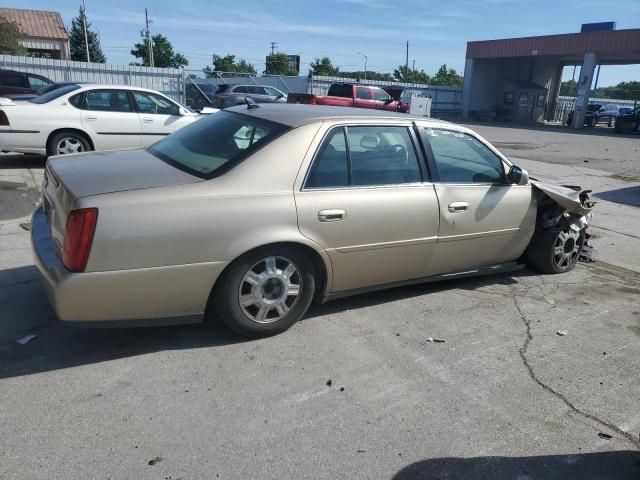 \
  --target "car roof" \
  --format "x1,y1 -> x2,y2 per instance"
227,103 -> 453,128
74,83 -> 170,94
